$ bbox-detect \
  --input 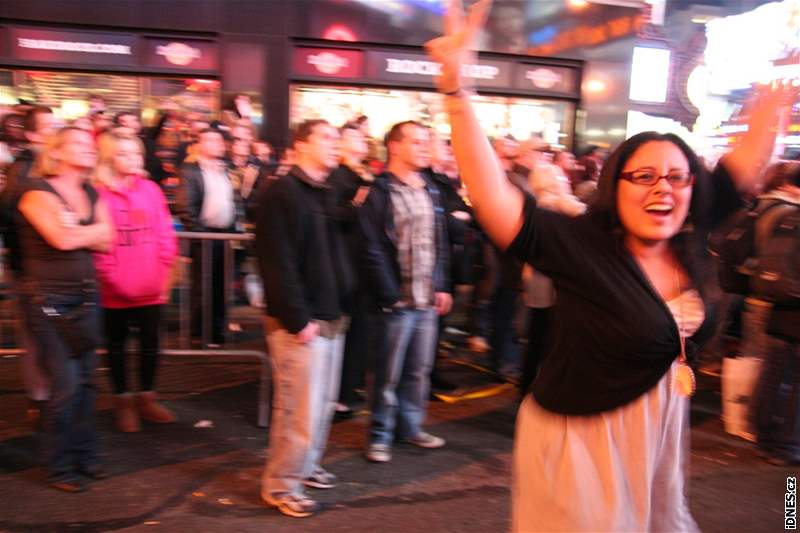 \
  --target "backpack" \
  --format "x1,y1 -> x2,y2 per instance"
750,202 -> 800,304
709,199 -> 799,297
709,200 -> 783,295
